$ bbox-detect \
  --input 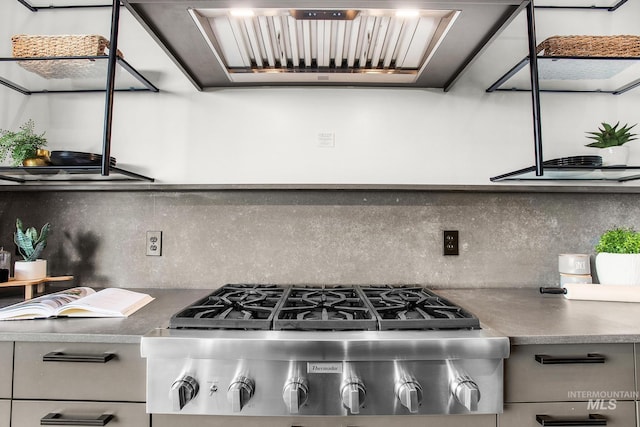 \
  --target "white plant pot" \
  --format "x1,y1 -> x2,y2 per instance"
14,259 -> 47,281
595,253 -> 640,285
599,146 -> 629,166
